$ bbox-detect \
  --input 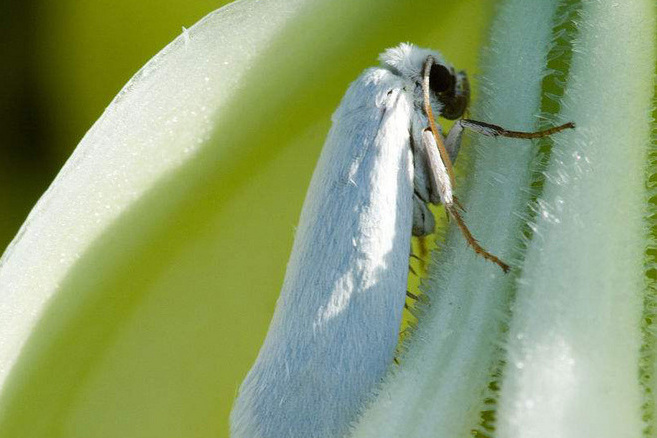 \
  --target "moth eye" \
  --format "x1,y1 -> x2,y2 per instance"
429,64 -> 454,94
